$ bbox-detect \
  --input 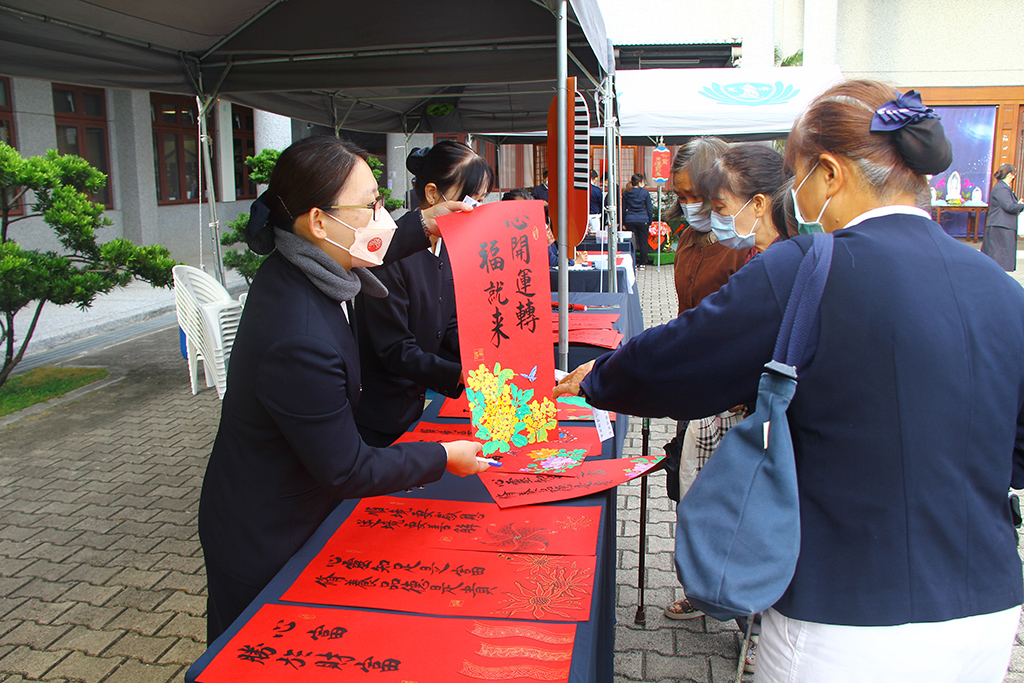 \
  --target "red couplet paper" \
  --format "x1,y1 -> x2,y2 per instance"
549,312 -> 621,331
331,497 -> 601,556
437,201 -> 557,454
196,603 -> 577,683
395,421 -> 602,476
438,394 -> 615,422
564,328 -> 624,349
481,455 -> 666,509
280,545 -> 596,621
